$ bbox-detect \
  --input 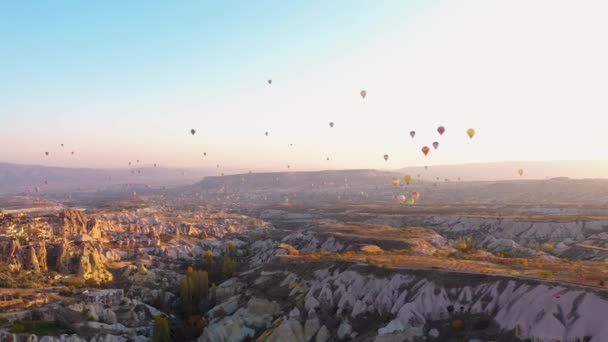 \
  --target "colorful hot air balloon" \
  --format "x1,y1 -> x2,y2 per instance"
360,90 -> 367,99
437,126 -> 445,135
392,177 -> 400,187
518,169 -> 524,176
190,129 -> 196,135
422,146 -> 430,156
410,131 -> 416,139
397,195 -> 406,204
412,191 -> 421,200
404,175 -> 412,184
329,122 -> 334,128
383,154 -> 389,161
467,128 -> 476,138
432,142 -> 439,150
